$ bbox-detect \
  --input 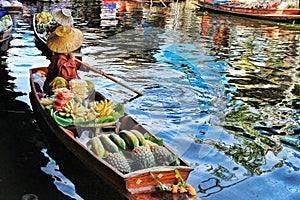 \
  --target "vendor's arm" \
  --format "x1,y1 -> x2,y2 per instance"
70,53 -> 86,70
